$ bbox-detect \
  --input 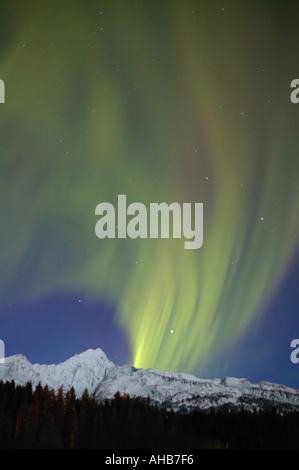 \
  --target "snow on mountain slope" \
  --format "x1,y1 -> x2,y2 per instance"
94,365 -> 299,413
0,349 -> 114,398
0,348 -> 298,413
